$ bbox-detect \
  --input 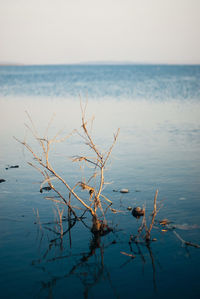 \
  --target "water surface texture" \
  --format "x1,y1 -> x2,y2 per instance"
0,65 -> 200,298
